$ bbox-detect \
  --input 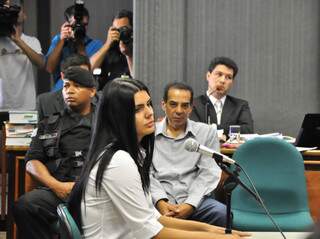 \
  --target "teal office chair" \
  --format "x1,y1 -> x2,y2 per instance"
230,137 -> 313,231
57,203 -> 82,239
